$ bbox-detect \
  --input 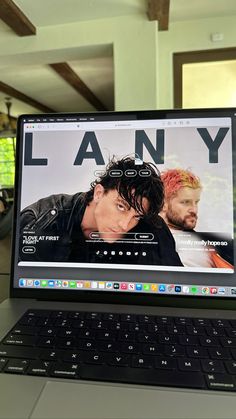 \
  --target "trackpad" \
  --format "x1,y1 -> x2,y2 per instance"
30,380 -> 236,419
